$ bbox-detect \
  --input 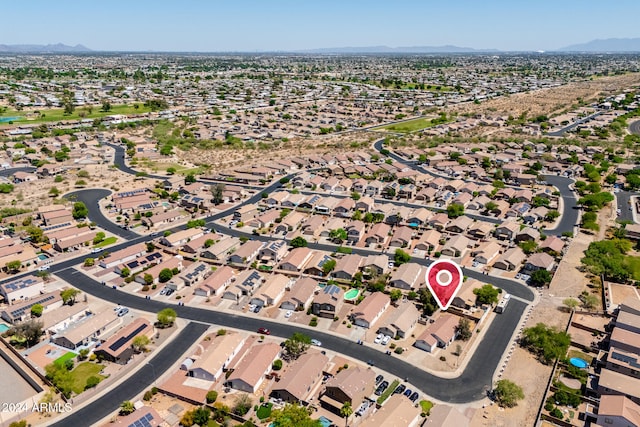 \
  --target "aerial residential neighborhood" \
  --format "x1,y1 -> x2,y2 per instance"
1,3 -> 640,427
